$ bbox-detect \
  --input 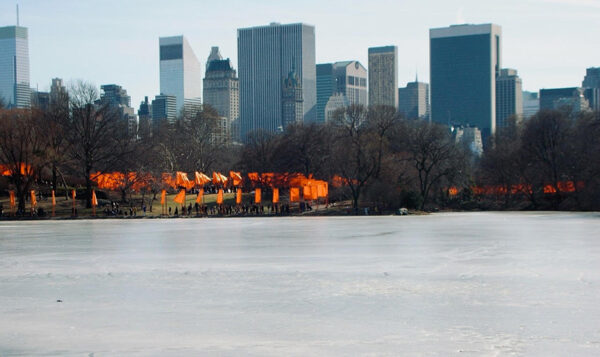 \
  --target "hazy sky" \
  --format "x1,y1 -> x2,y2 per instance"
1,0 -> 598,107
